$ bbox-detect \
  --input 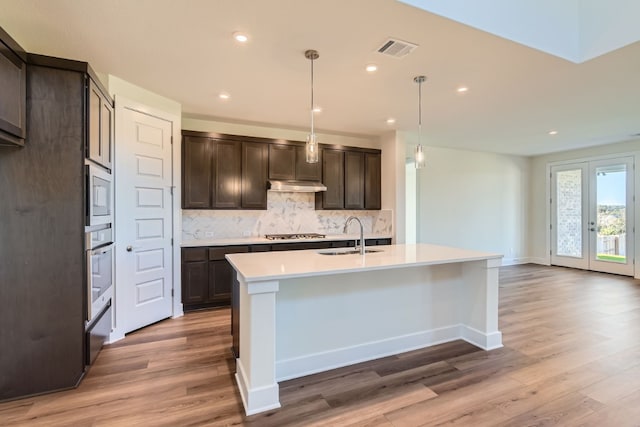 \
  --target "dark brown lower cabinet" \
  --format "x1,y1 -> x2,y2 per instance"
181,246 -> 248,311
